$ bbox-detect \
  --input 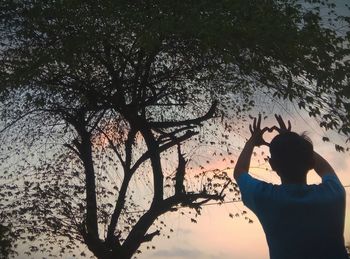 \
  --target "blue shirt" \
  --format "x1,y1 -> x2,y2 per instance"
237,173 -> 348,259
